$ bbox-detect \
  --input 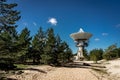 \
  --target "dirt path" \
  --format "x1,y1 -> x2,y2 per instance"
8,65 -> 108,80
39,67 -> 99,80
7,60 -> 120,80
